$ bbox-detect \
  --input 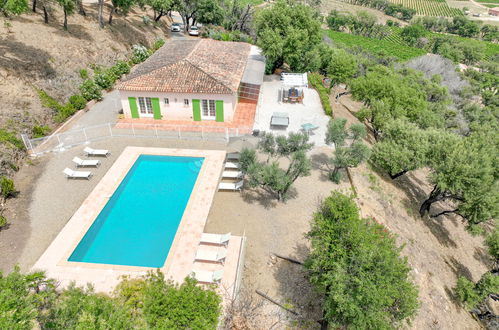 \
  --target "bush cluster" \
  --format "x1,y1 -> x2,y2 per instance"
0,215 -> 6,228
308,73 -> 332,116
0,176 -> 15,199
32,125 -> 51,138
0,129 -> 24,150
68,94 -> 87,110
